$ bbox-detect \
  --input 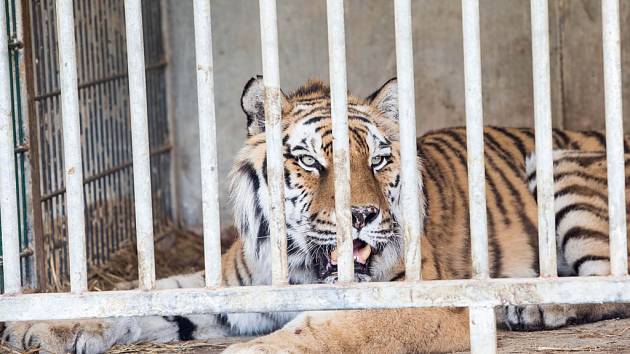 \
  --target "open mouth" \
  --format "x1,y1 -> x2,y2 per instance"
330,239 -> 372,265
317,239 -> 373,280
